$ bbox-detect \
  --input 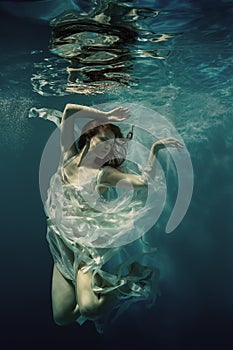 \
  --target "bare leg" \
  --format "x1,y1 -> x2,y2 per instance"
51,265 -> 80,325
51,263 -> 117,325
75,267 -> 117,320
